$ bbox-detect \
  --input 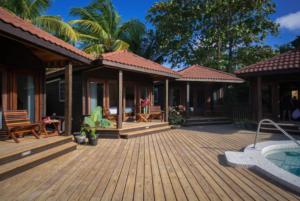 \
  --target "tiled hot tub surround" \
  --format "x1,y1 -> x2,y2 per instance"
225,140 -> 300,192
